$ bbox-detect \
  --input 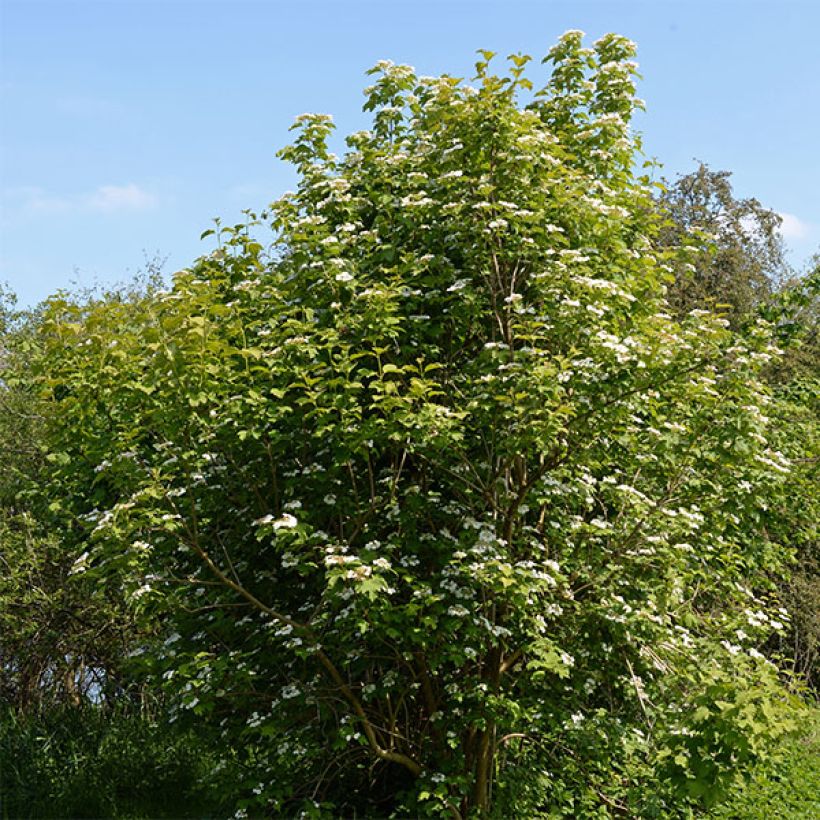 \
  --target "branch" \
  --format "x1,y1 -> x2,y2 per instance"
184,530 -> 422,777
499,648 -> 523,675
